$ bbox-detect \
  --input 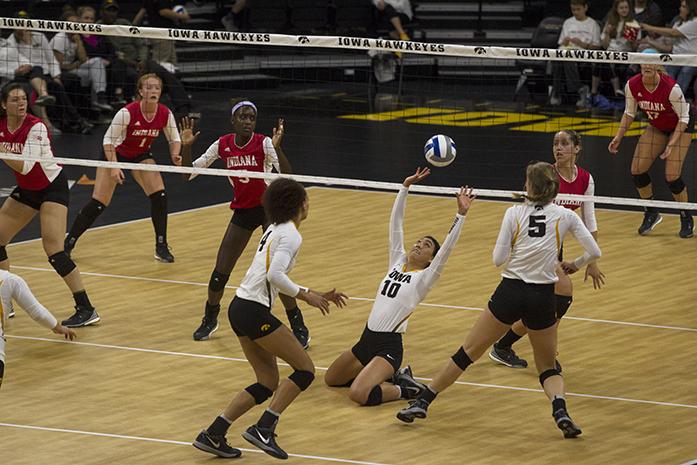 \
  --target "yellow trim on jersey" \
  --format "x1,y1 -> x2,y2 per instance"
0,279 -> 4,324
511,220 -> 521,247
555,219 -> 561,255
265,240 -> 273,272
391,313 -> 412,333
